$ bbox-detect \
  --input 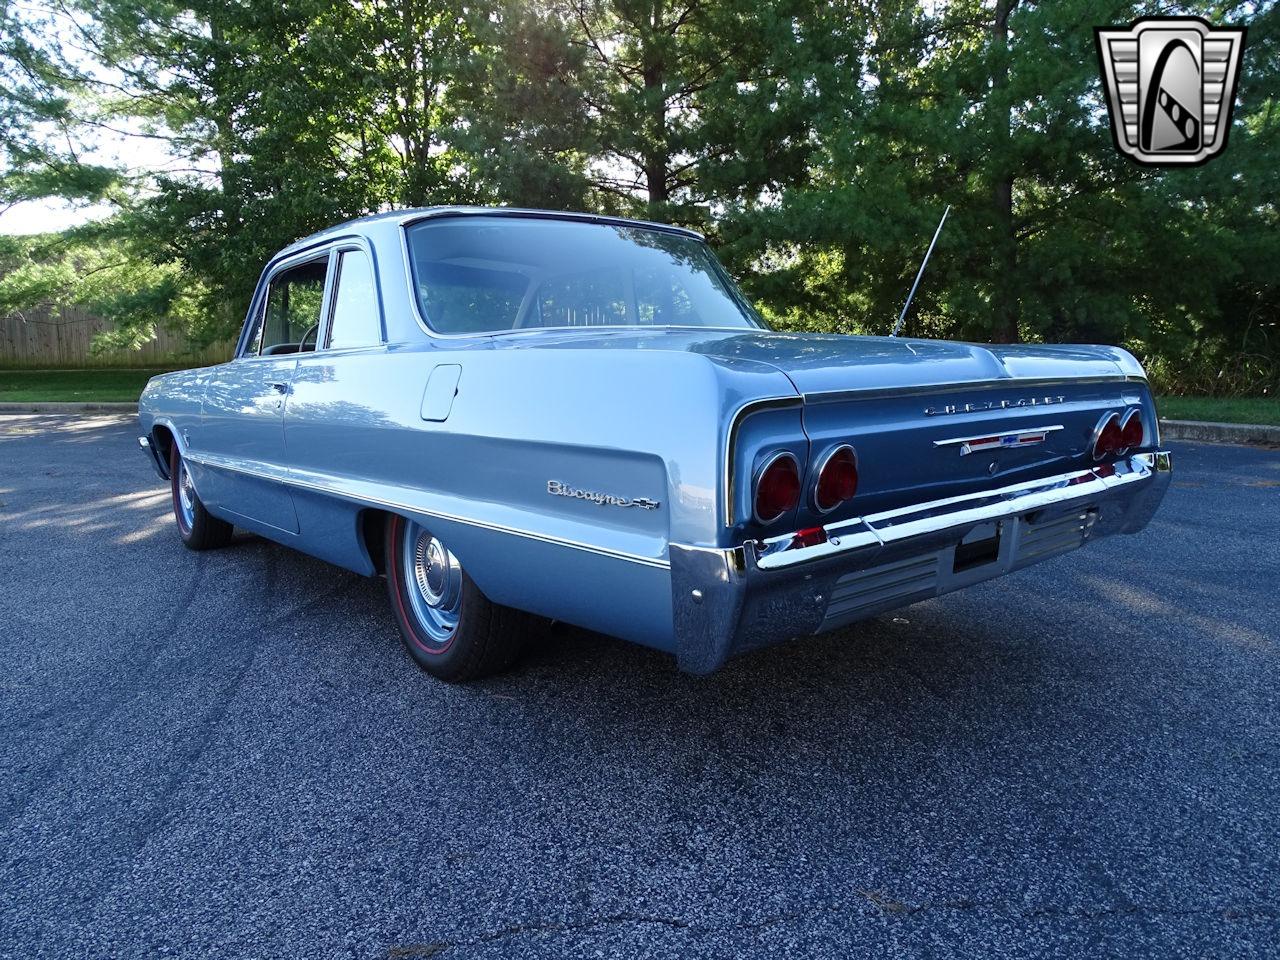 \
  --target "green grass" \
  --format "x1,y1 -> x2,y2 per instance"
0,368 -> 174,403
1157,395 -> 1279,425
